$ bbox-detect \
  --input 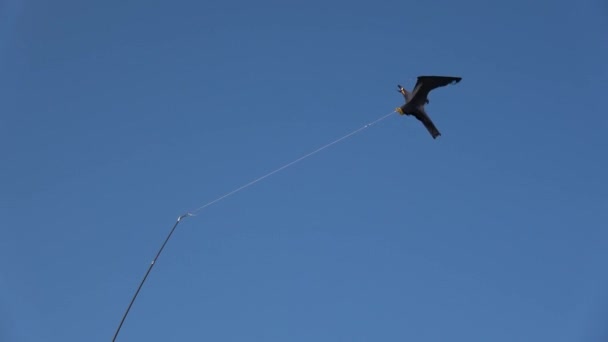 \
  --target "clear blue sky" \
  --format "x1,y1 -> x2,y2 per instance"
1,0 -> 607,341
